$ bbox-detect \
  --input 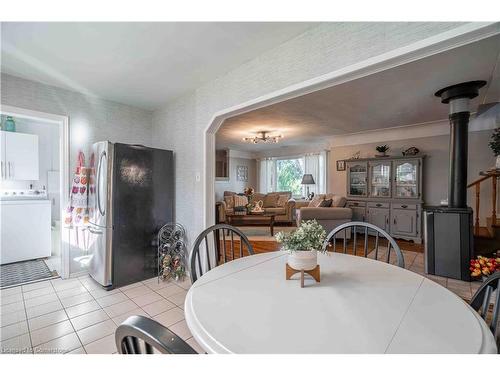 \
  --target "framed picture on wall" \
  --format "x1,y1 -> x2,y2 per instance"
236,165 -> 248,181
336,160 -> 346,171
